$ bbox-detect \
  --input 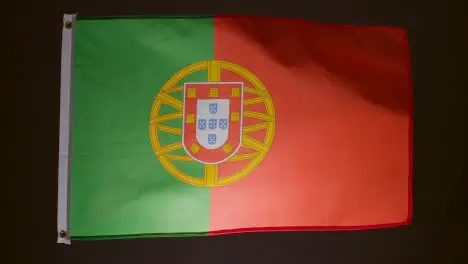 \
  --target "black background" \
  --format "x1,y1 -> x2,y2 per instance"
9,0 -> 468,263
